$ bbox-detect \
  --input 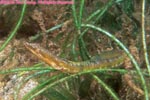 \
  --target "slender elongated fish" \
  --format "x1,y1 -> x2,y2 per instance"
24,42 -> 126,73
